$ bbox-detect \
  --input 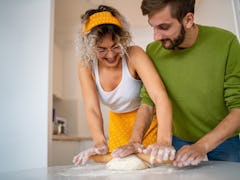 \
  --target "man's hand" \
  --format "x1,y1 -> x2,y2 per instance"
111,142 -> 144,158
143,143 -> 176,164
173,144 -> 206,167
72,144 -> 108,165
